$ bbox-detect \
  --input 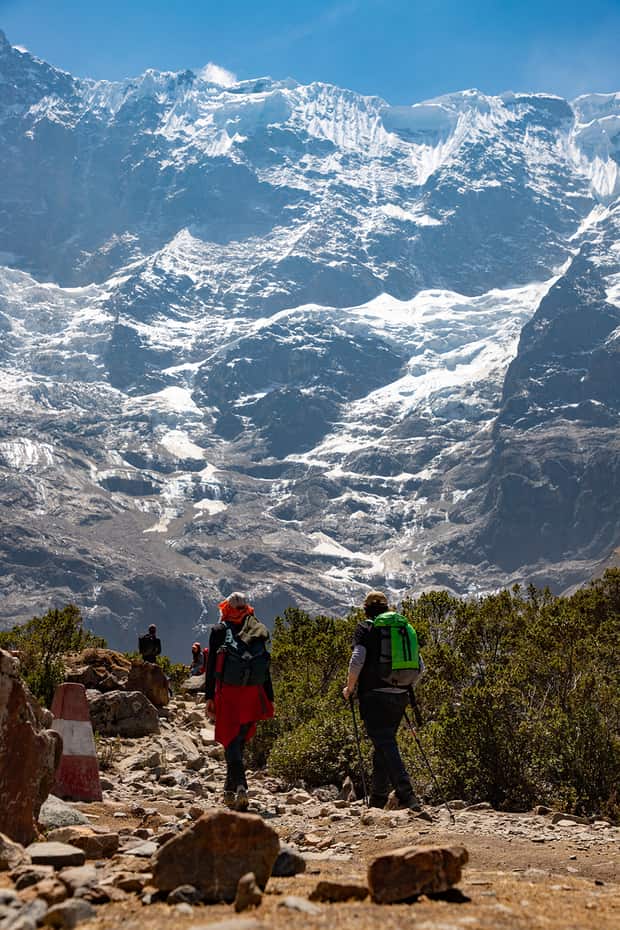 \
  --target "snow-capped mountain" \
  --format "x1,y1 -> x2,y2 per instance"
0,30 -> 618,656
